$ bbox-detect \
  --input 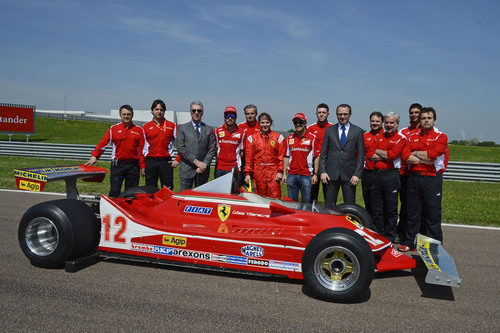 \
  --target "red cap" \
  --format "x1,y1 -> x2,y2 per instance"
292,113 -> 307,122
224,106 -> 237,114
